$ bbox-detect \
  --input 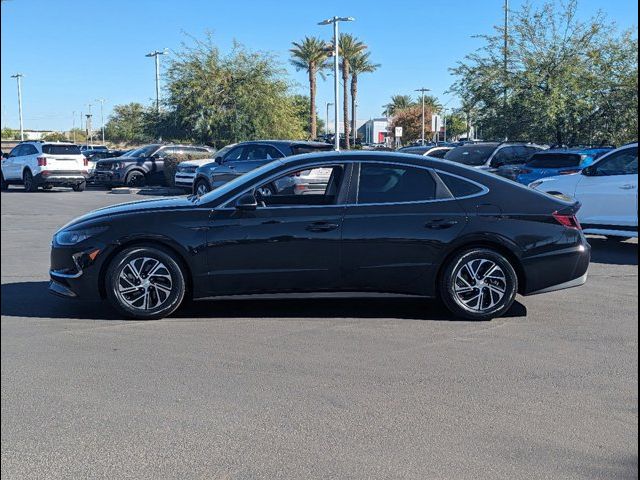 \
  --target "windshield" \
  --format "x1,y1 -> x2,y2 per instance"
527,153 -> 583,169
444,144 -> 498,166
125,145 -> 160,158
214,144 -> 235,158
197,159 -> 284,204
